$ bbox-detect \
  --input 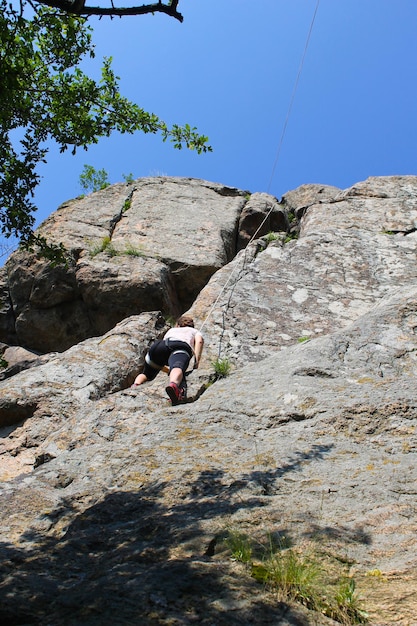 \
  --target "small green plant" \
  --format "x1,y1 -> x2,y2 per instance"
252,548 -> 320,609
222,529 -> 367,625
106,243 -> 118,257
212,356 -> 231,379
122,198 -> 132,212
297,336 -> 310,343
226,531 -> 253,563
284,231 -> 298,243
90,235 -> 110,256
0,355 -> 8,369
79,165 -> 110,194
90,235 -> 117,257
125,242 -> 144,257
164,315 -> 177,328
90,237 -> 147,258
331,578 -> 368,624
123,172 -> 134,184
365,568 -> 387,581
265,231 -> 280,243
